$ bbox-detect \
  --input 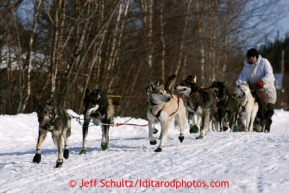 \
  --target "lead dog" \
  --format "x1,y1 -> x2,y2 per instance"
33,99 -> 71,168
147,75 -> 187,152
79,89 -> 115,154
175,75 -> 217,139
234,84 -> 258,132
